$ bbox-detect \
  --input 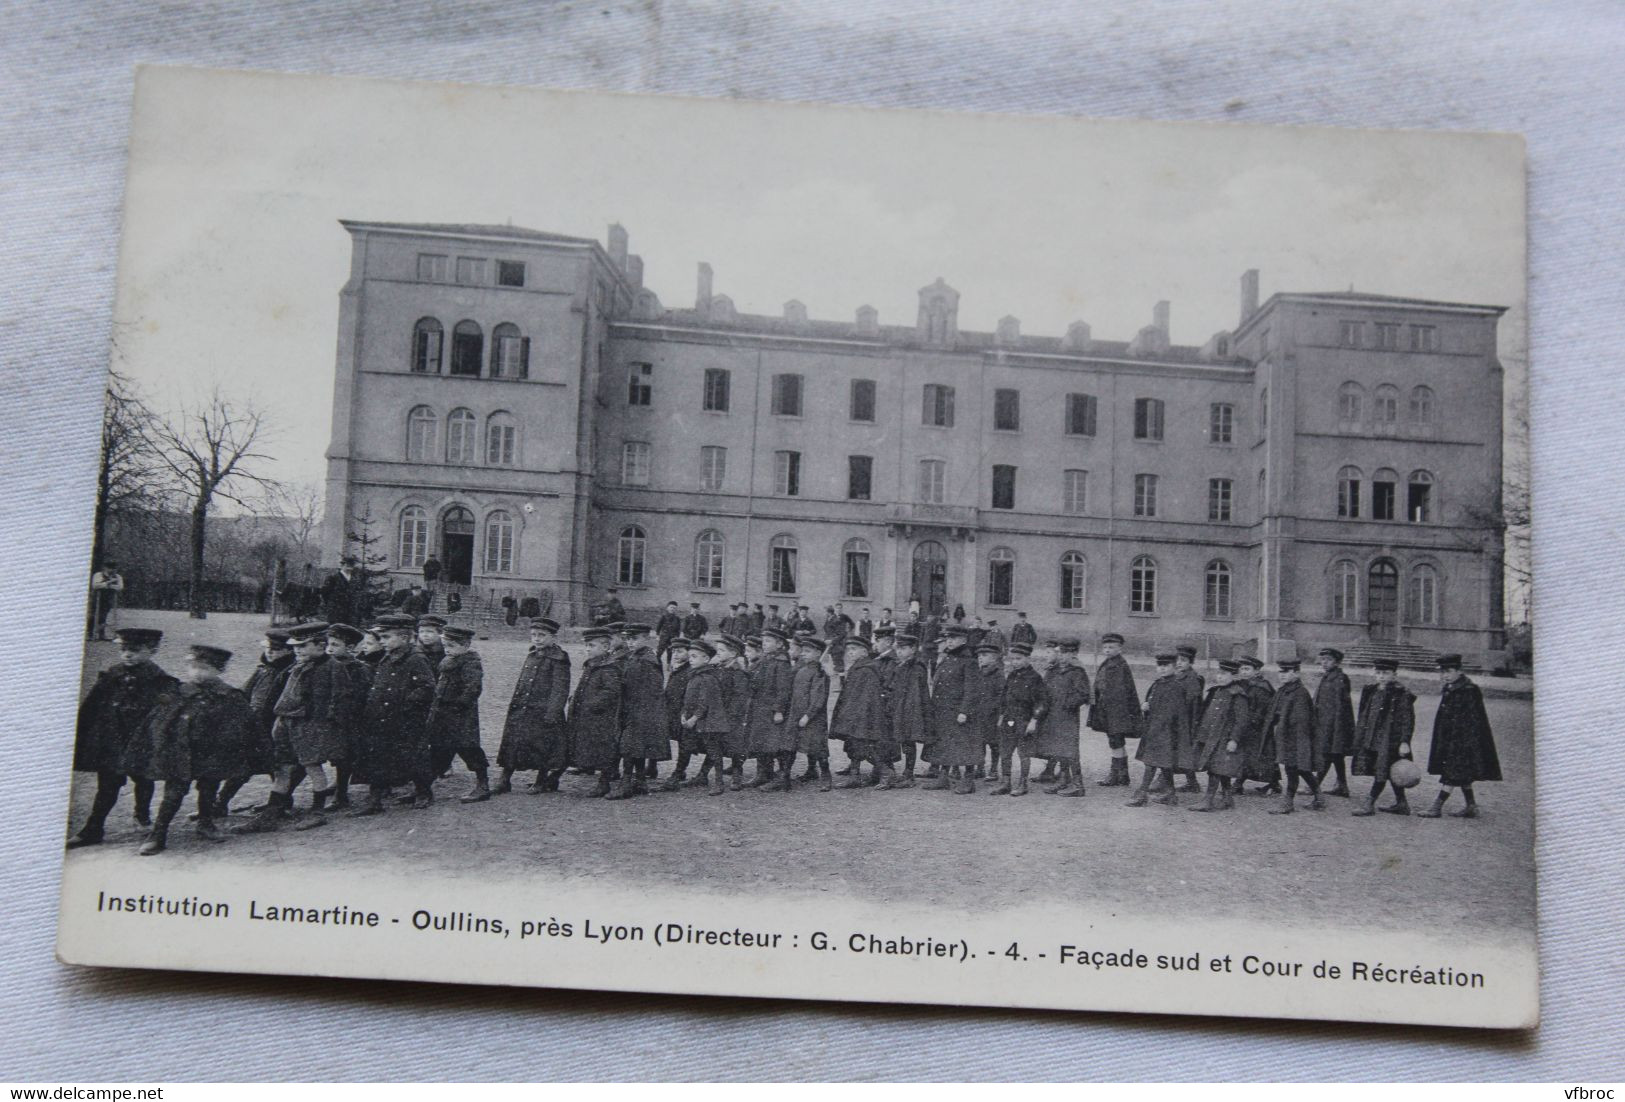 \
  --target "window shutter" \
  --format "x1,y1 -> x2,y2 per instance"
519,337 -> 530,379
945,387 -> 955,427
